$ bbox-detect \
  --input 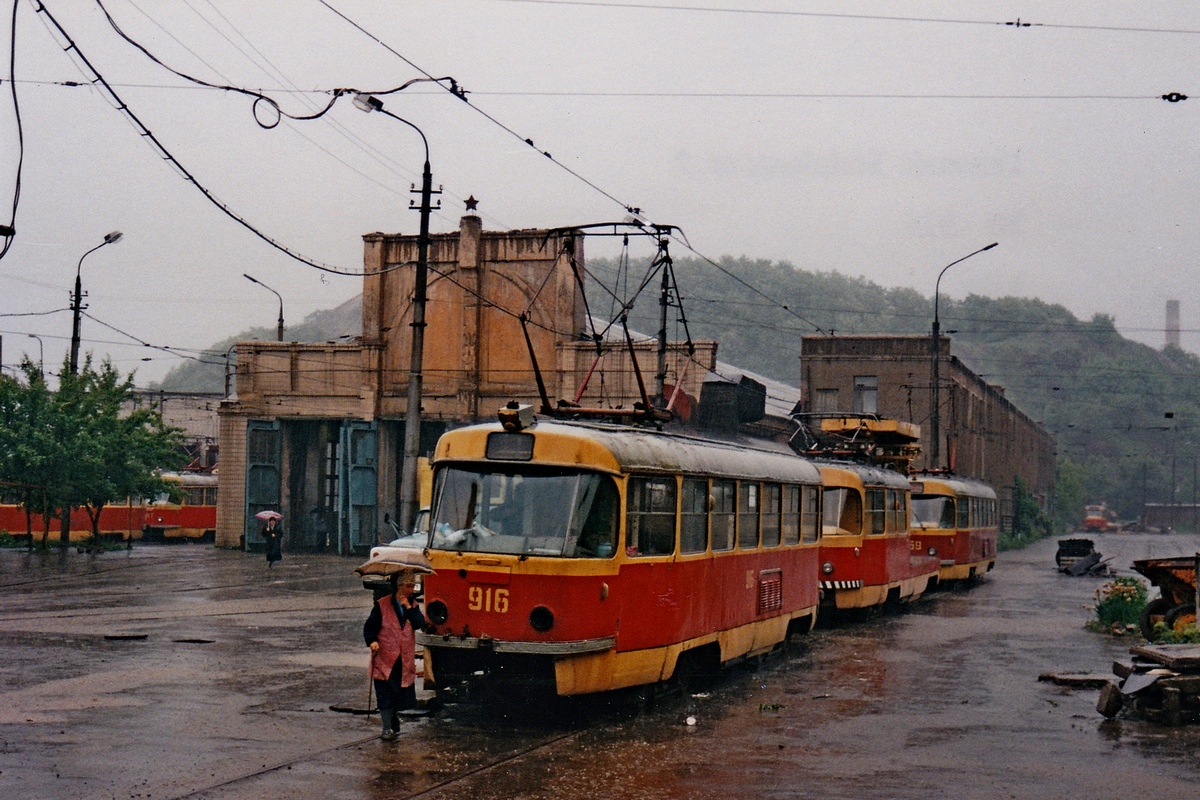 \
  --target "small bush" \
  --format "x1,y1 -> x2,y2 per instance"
1094,577 -> 1148,628
1152,621 -> 1200,644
